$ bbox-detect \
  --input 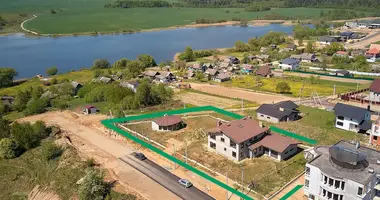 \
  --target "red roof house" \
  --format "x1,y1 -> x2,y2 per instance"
152,115 -> 183,131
